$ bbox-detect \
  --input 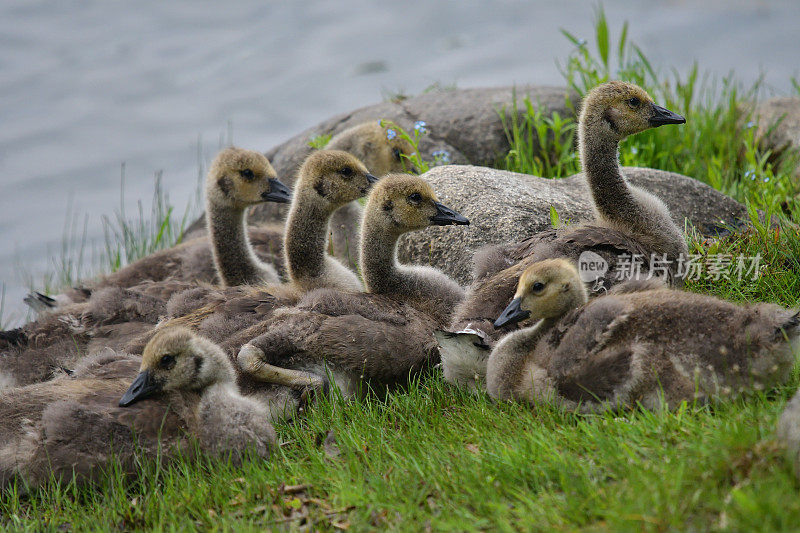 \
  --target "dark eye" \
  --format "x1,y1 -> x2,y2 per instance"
239,169 -> 255,180
392,148 -> 402,161
159,354 -> 176,370
627,97 -> 641,108
407,192 -> 422,205
341,167 -> 353,178
531,282 -> 545,293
